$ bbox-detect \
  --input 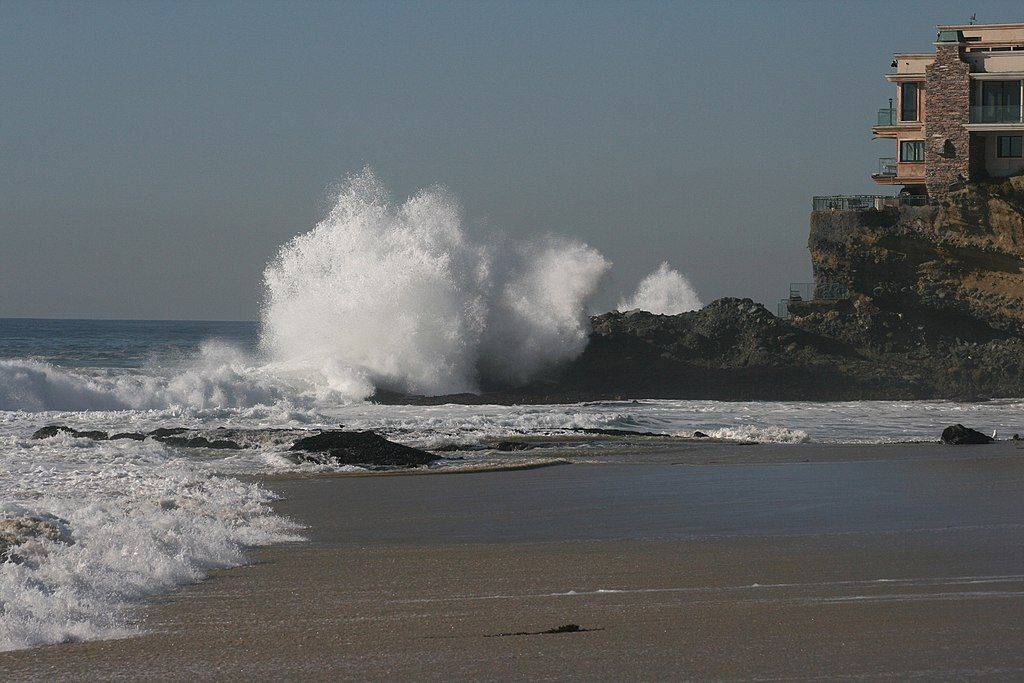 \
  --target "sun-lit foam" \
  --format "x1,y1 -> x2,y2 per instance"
260,168 -> 611,398
0,436 -> 301,652
618,261 -> 702,315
